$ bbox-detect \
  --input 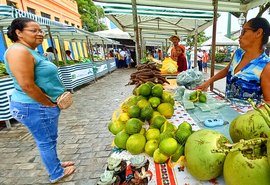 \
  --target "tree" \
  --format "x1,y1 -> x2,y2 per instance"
76,0 -> 107,32
185,32 -> 209,48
